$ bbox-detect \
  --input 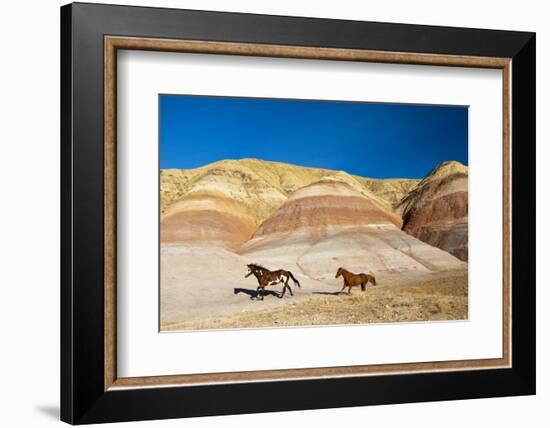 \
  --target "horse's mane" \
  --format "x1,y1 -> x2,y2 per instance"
249,263 -> 268,272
